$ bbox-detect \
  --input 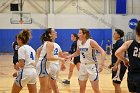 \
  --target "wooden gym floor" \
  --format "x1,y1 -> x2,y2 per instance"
0,54 -> 128,93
